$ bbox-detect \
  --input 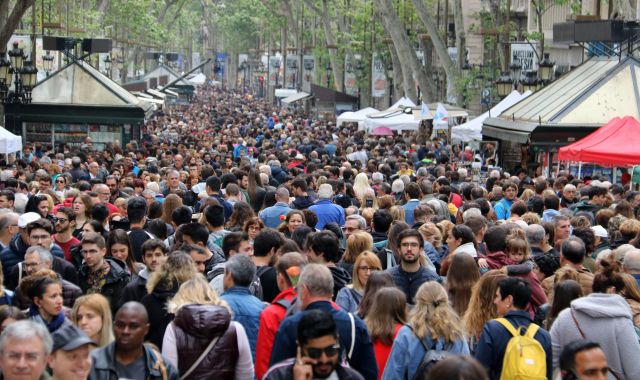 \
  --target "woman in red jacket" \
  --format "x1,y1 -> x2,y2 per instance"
364,286 -> 407,380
